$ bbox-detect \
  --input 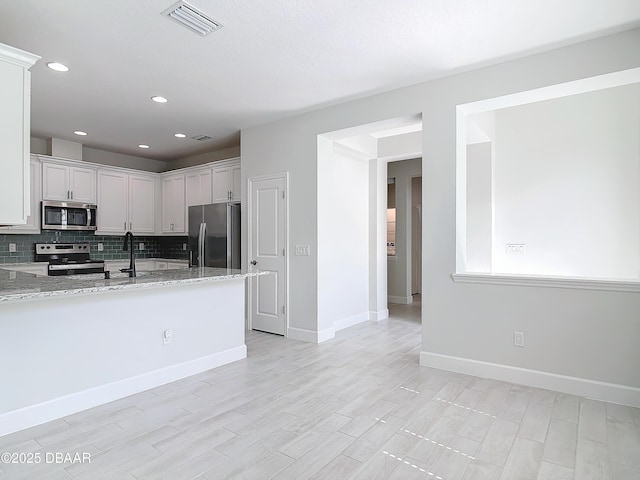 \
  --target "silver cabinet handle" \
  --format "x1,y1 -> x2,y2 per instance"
70,191 -> 73,199
124,221 -> 126,230
130,222 -> 132,230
